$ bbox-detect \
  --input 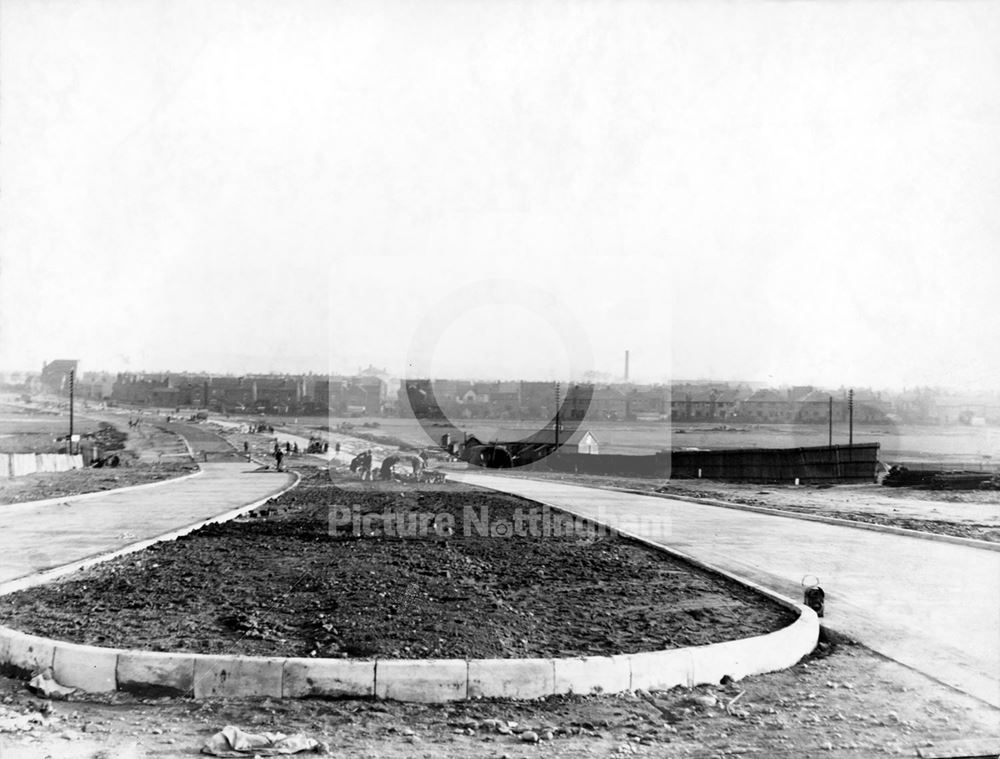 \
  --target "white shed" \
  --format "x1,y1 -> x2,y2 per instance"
576,430 -> 599,454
